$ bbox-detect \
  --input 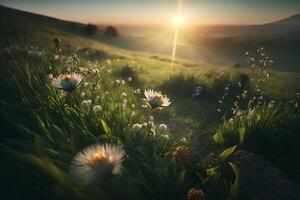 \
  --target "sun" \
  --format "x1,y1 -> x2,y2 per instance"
172,15 -> 184,27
